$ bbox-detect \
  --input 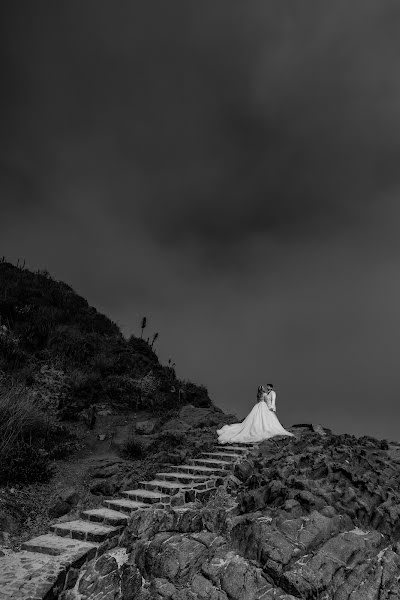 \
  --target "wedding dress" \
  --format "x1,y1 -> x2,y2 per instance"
217,392 -> 294,444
